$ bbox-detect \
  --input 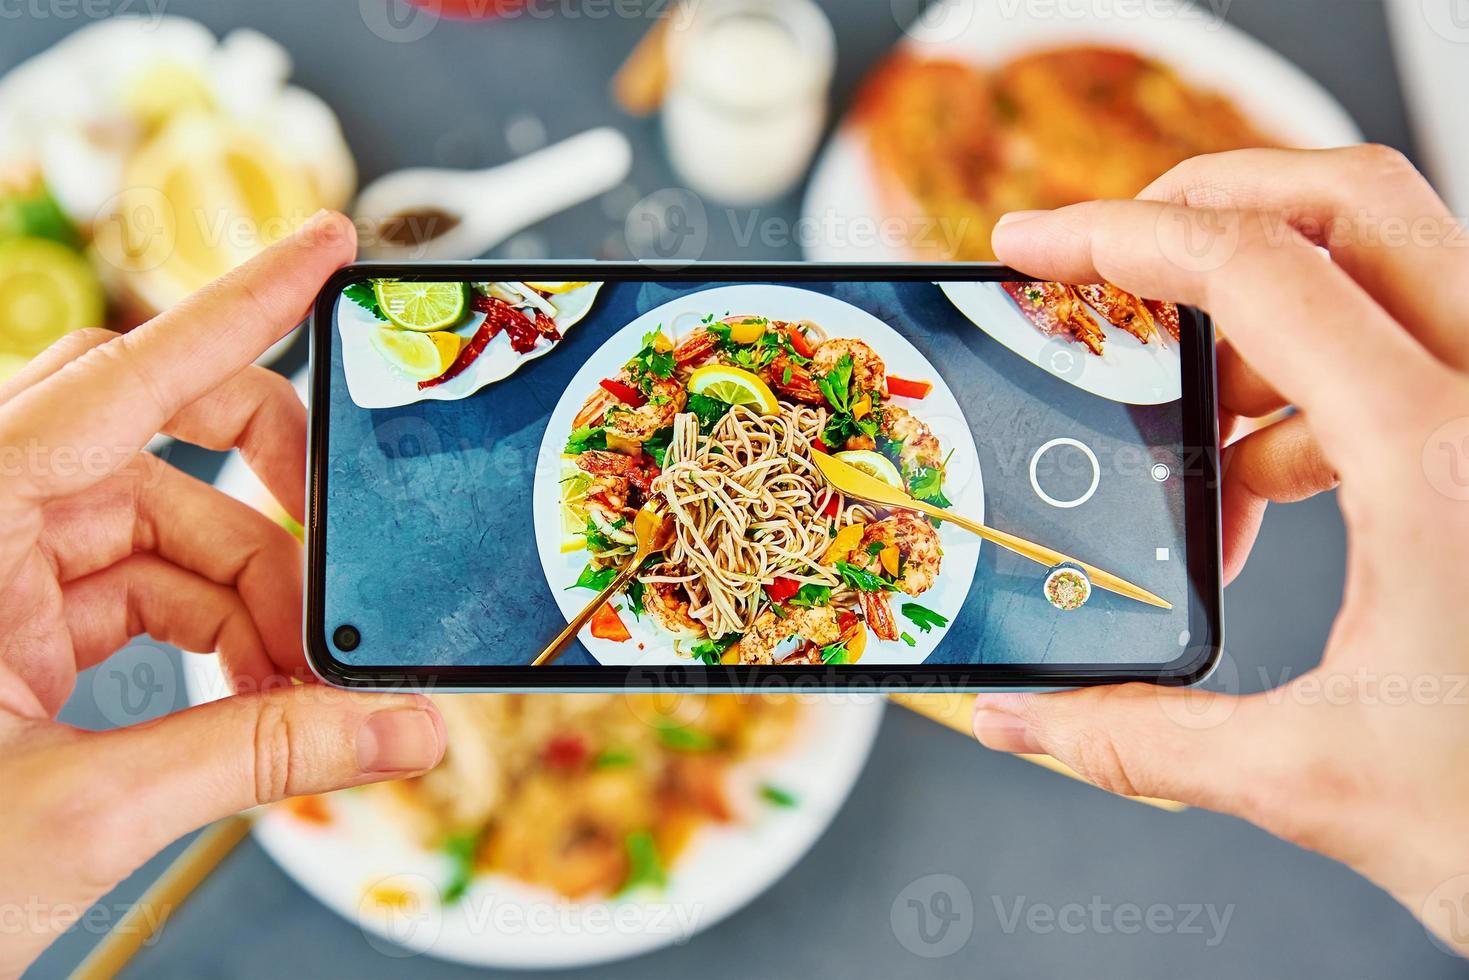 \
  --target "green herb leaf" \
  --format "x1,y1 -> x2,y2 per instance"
686,392 -> 732,432
441,830 -> 481,905
344,280 -> 387,320
570,563 -> 618,591
788,584 -> 832,608
900,602 -> 950,633
625,579 -> 646,618
688,633 -> 740,664
594,747 -> 636,768
760,784 -> 799,807
619,830 -> 666,893
565,425 -> 607,454
656,722 -> 718,751
643,426 -> 674,467
820,641 -> 848,664
836,561 -> 889,592
900,631 -> 917,647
